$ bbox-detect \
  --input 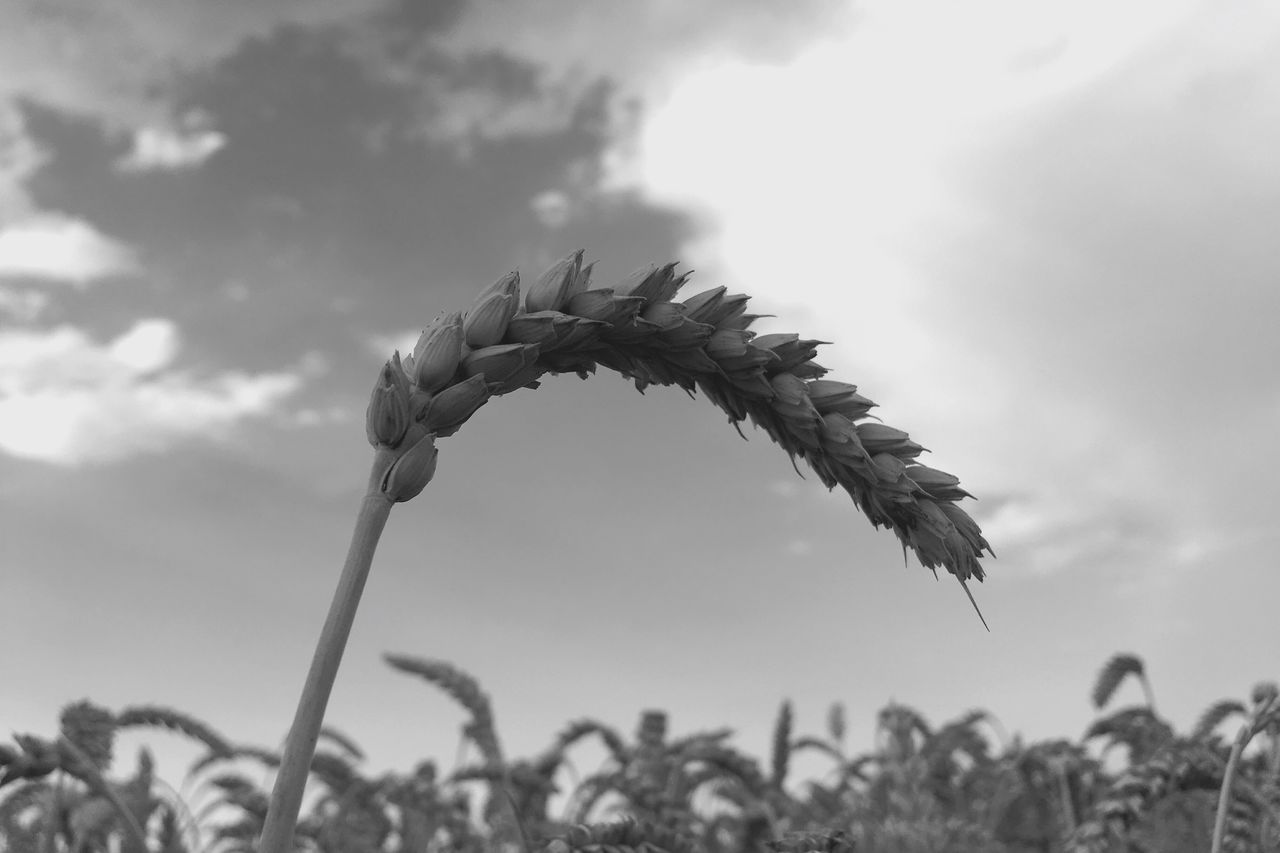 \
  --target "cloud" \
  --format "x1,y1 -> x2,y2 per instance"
114,118 -> 227,172
106,318 -> 178,372
616,0 -> 1280,586
0,0 -> 372,127
530,190 -> 571,228
0,319 -> 302,465
0,213 -> 140,285
367,329 -> 422,361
